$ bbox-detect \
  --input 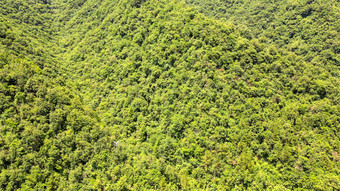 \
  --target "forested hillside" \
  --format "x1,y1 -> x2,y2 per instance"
186,0 -> 340,65
0,1 -> 108,190
1,0 -> 339,190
